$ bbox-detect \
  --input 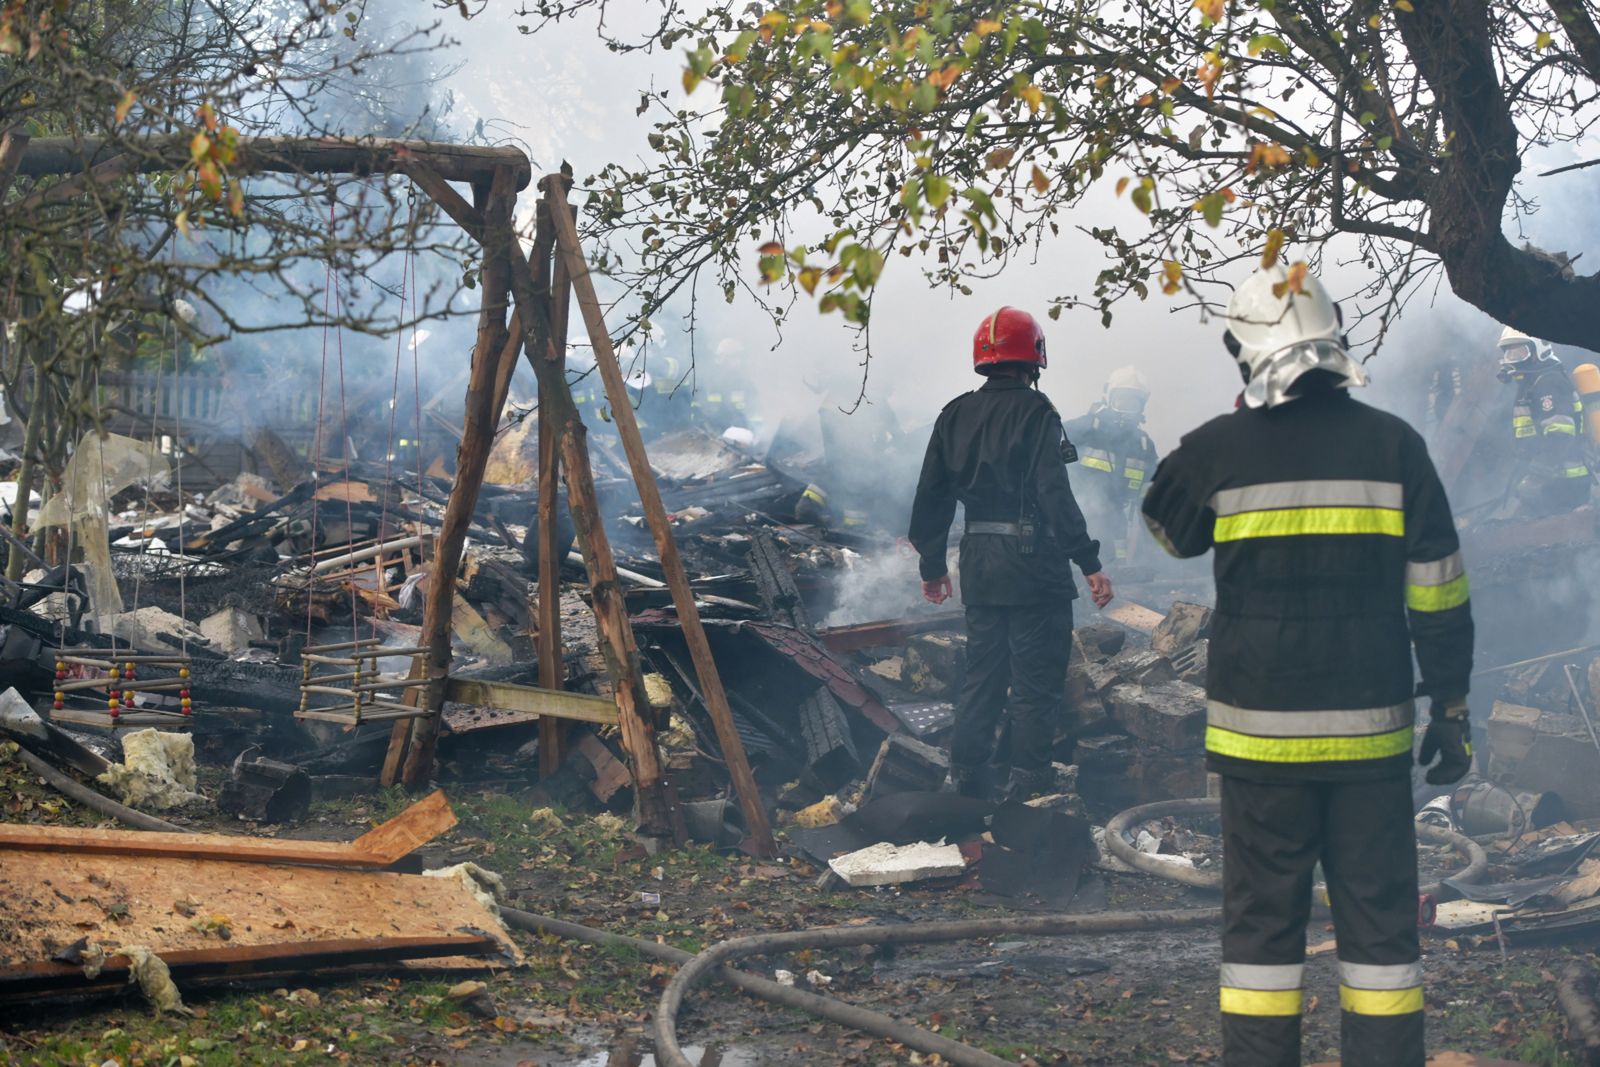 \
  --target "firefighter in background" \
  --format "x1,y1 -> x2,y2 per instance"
1498,326 -> 1591,516
908,307 -> 1114,801
1142,264 -> 1473,1067
1062,367 -> 1160,561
